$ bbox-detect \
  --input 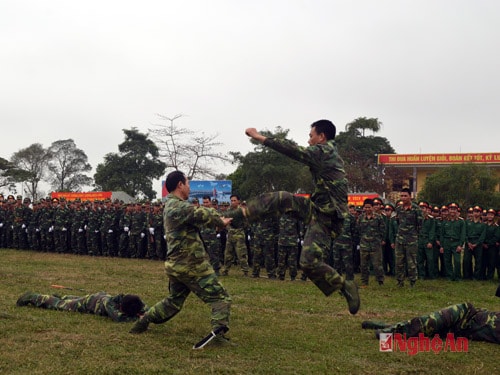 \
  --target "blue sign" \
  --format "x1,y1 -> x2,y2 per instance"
161,179 -> 232,204
189,180 -> 232,204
